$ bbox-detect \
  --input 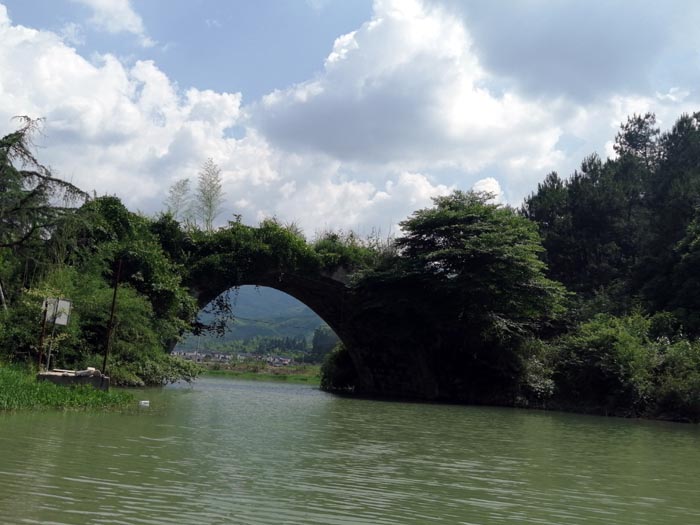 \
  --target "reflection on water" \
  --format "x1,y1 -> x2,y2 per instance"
1,377 -> 699,524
